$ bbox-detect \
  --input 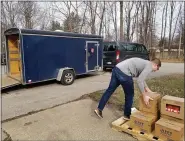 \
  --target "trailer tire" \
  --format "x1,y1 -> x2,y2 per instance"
61,70 -> 75,85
